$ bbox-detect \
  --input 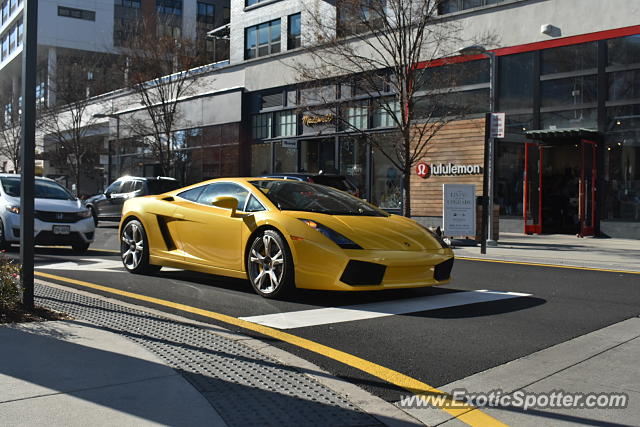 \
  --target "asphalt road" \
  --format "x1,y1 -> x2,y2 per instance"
14,223 -> 640,403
